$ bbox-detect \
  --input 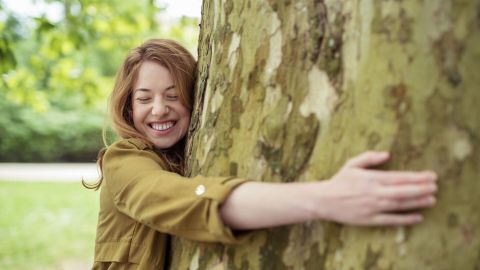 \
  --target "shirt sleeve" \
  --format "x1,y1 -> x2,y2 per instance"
102,139 -> 252,244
